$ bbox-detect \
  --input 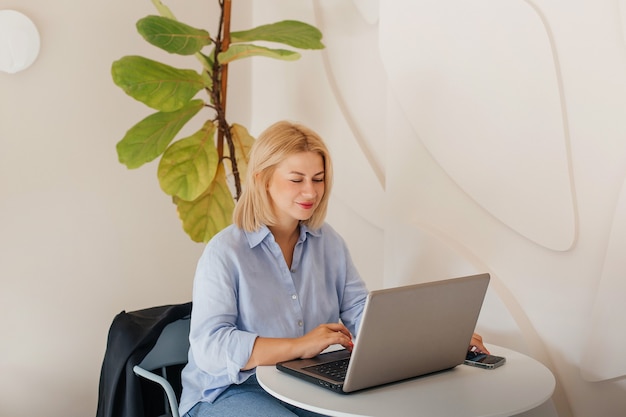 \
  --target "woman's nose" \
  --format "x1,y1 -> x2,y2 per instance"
301,181 -> 316,196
